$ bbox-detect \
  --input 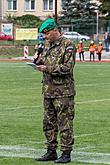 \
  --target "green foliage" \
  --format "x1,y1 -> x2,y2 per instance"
99,0 -> 110,19
59,0 -> 97,23
6,14 -> 42,28
14,14 -> 42,28
5,13 -> 16,23
58,0 -> 98,34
